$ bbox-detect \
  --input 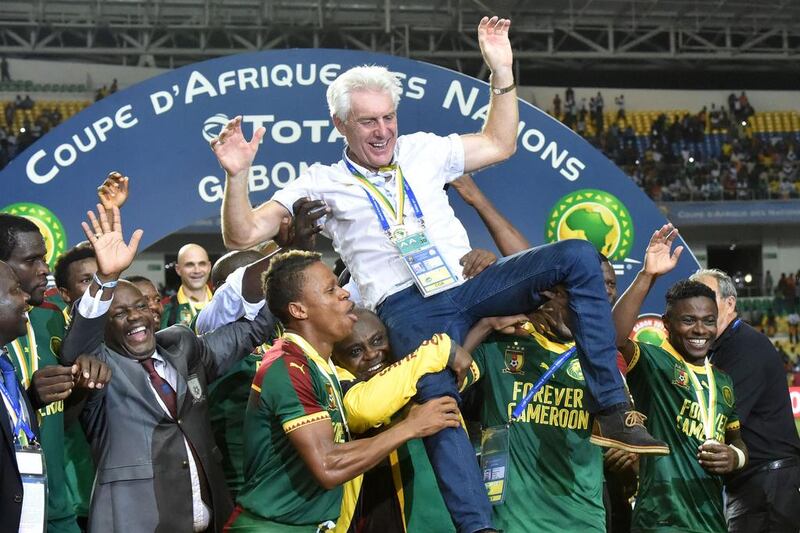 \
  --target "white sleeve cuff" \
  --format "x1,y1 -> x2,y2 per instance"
76,285 -> 113,319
